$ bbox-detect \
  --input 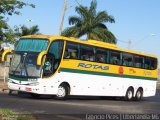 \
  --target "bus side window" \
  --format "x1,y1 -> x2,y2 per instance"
64,50 -> 69,58
134,55 -> 144,68
150,58 -> 157,70
144,57 -> 157,70
96,48 -> 107,63
64,42 -> 79,59
144,57 -> 150,69
80,44 -> 95,62
110,51 -> 121,65
122,53 -> 133,67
